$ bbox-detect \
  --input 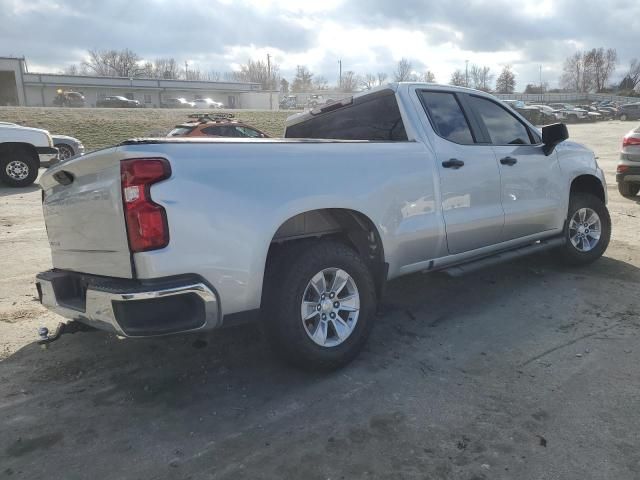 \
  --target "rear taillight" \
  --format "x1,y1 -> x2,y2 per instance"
617,165 -> 630,173
623,135 -> 640,148
120,158 -> 171,253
